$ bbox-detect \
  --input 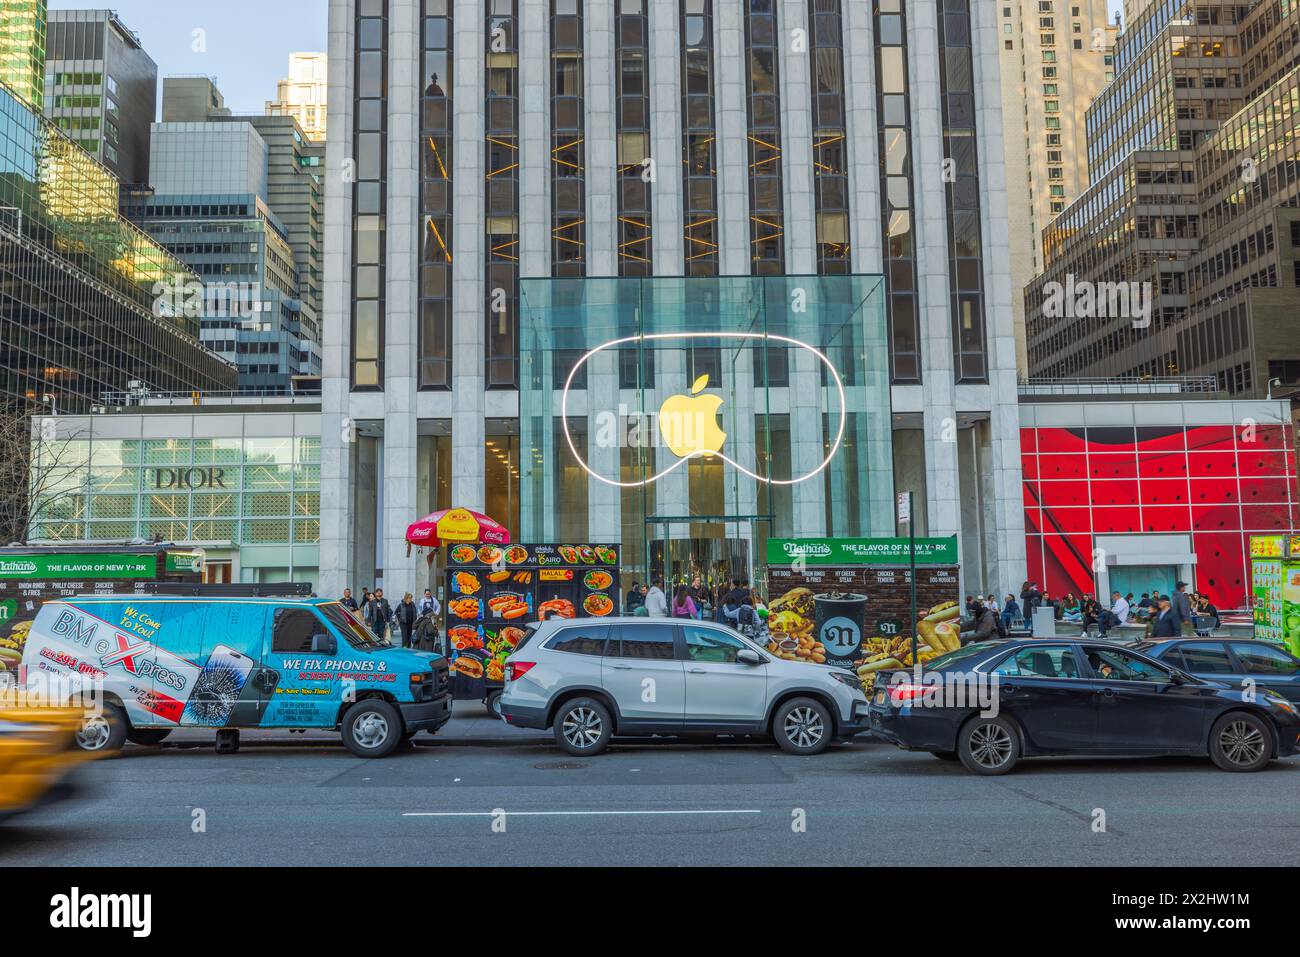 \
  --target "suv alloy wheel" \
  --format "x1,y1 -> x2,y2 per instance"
554,696 -> 613,756
772,697 -> 833,755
